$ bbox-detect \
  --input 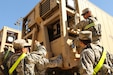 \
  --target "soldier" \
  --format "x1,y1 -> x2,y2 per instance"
7,38 -> 63,75
7,39 -> 31,75
78,31 -> 113,75
75,8 -> 101,45
67,8 -> 102,54
0,46 -> 14,75
0,52 -> 4,75
25,40 -> 62,75
24,40 -> 49,75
